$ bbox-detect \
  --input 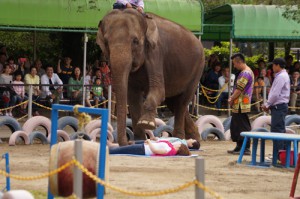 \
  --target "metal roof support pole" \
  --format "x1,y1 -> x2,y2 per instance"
228,36 -> 233,117
33,31 -> 37,61
82,33 -> 88,106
